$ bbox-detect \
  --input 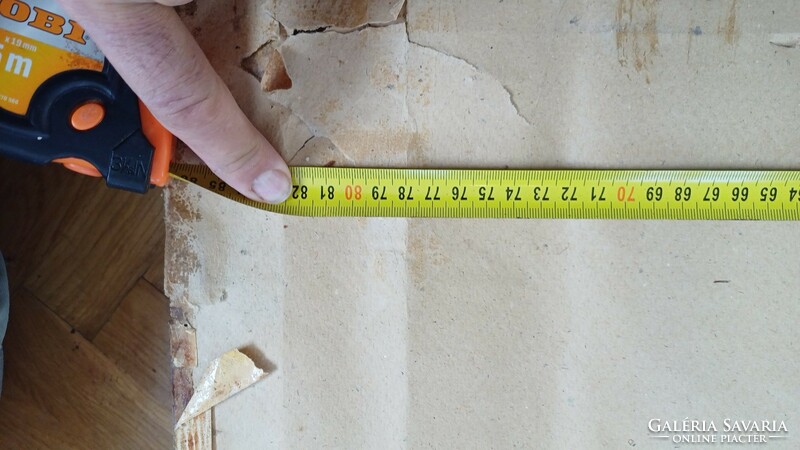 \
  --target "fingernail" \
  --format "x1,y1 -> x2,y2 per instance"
252,170 -> 292,203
